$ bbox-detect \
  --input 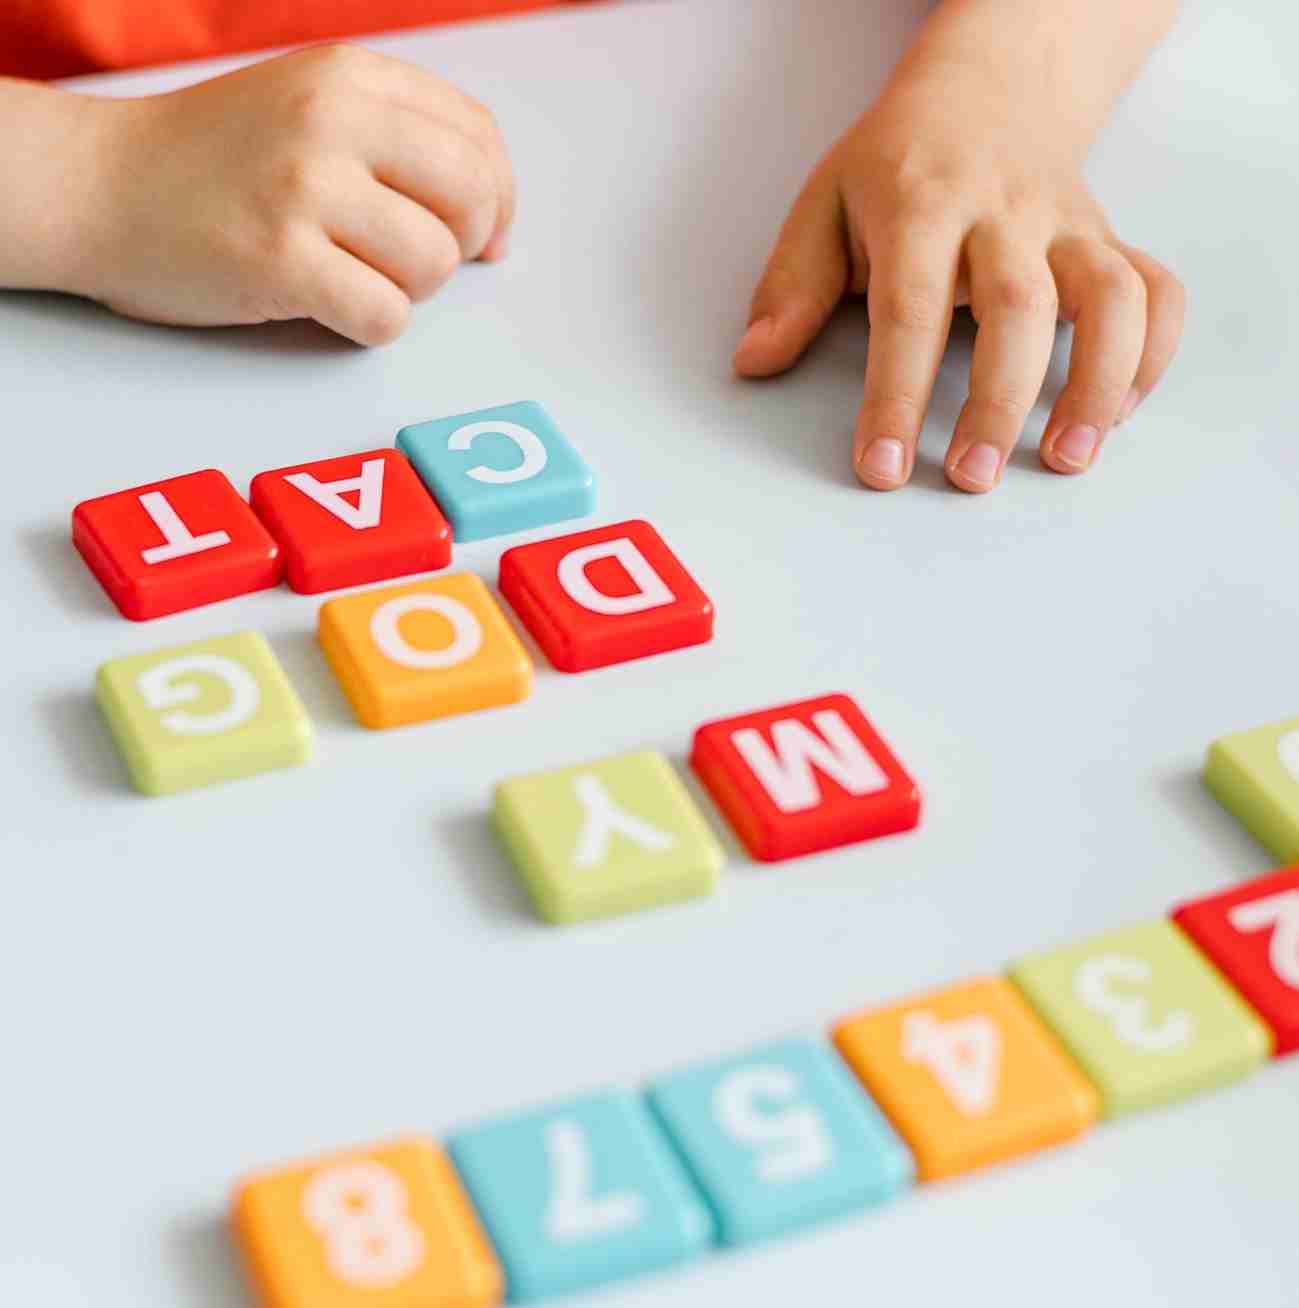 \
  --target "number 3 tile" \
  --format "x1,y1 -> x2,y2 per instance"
1008,920 -> 1273,1118
646,1037 -> 913,1246
233,1136 -> 503,1308
446,1090 -> 714,1302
